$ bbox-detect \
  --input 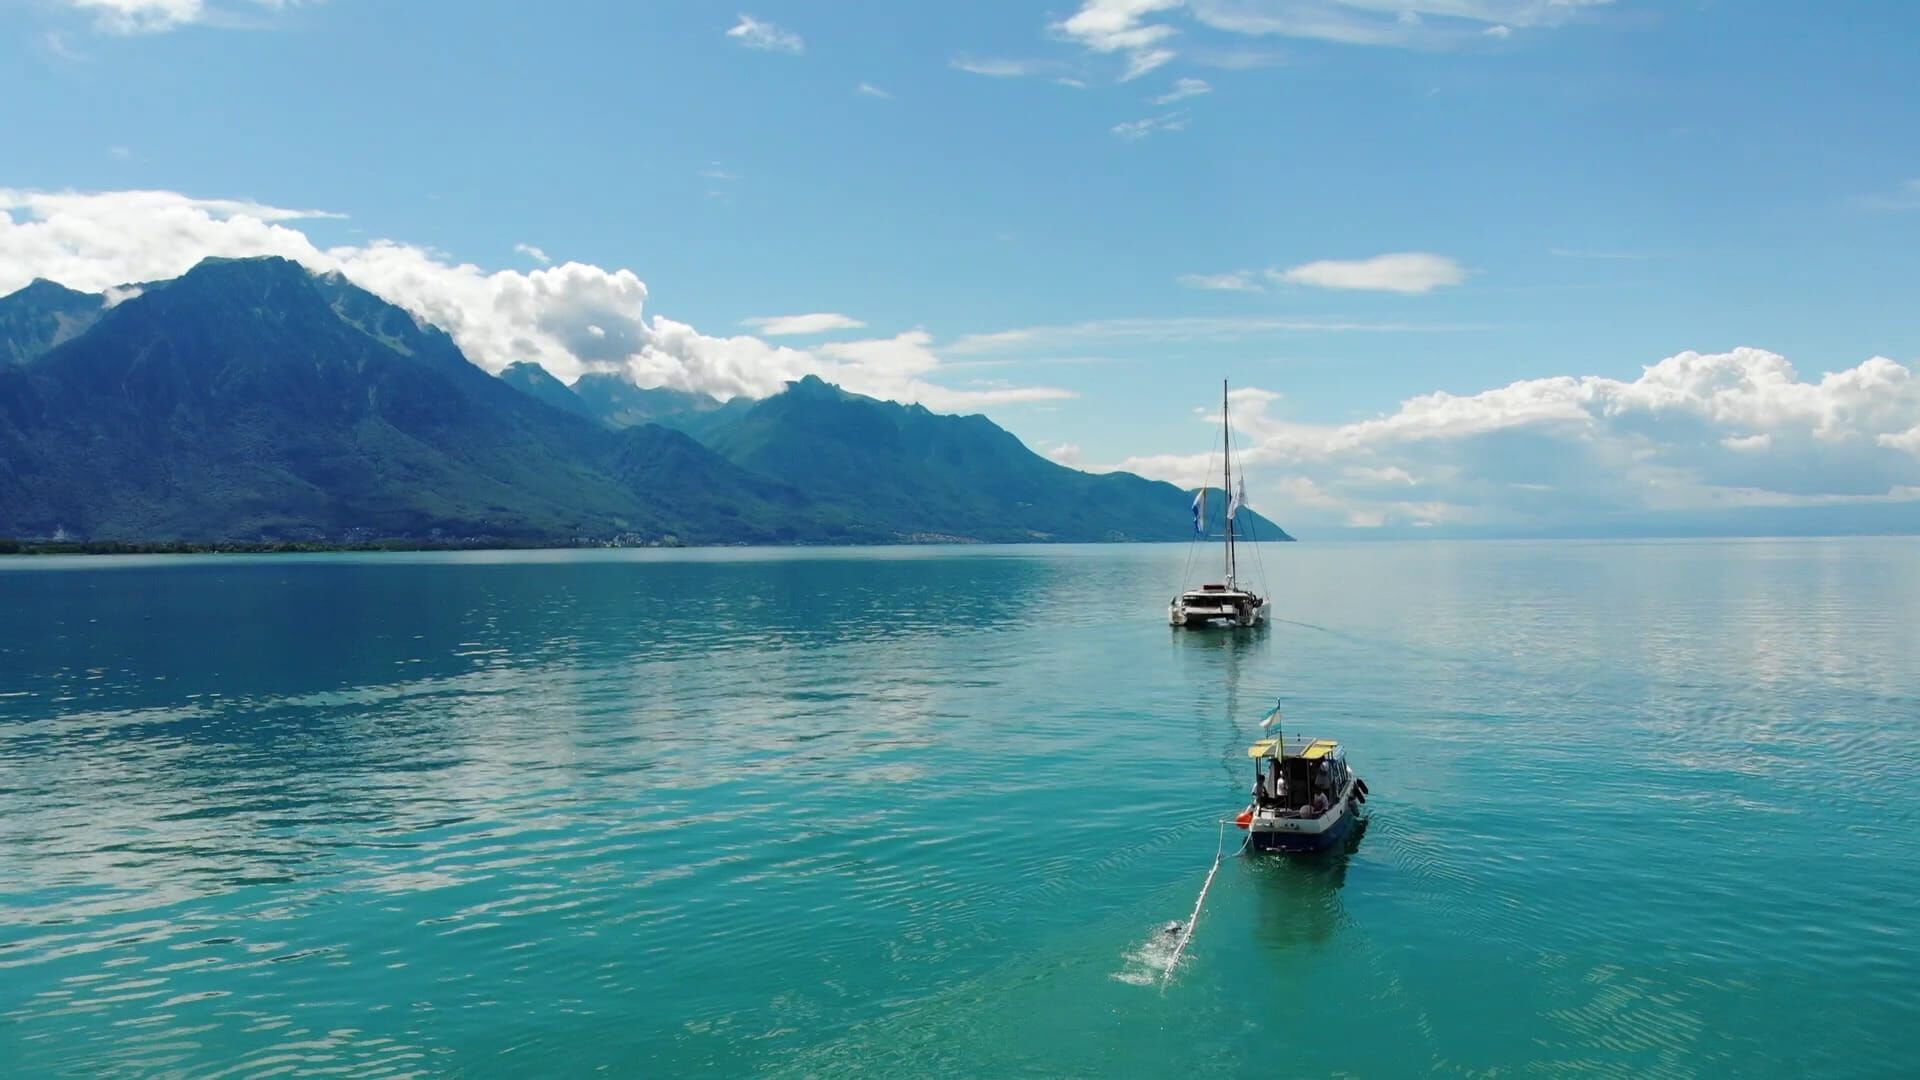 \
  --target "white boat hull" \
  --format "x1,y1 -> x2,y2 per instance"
1244,788 -> 1360,853
1169,595 -> 1268,628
